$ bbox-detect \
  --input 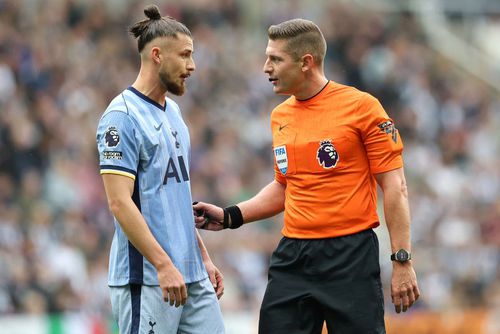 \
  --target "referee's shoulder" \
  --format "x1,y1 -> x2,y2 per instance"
336,82 -> 375,101
340,84 -> 383,112
270,96 -> 294,116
